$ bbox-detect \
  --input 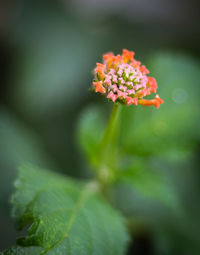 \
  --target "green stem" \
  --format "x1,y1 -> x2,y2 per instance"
97,103 -> 122,193
100,103 -> 121,156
